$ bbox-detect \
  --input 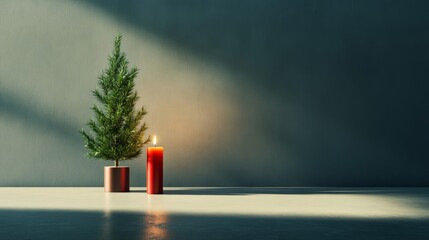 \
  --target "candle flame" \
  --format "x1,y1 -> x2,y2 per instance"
153,135 -> 157,146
